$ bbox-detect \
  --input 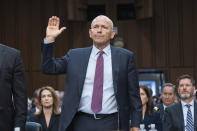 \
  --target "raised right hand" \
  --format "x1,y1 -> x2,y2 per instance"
46,16 -> 66,42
